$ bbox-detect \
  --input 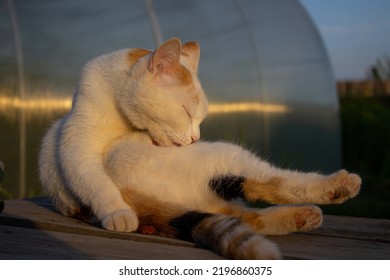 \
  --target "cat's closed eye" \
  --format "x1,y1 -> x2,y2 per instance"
182,105 -> 192,120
